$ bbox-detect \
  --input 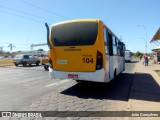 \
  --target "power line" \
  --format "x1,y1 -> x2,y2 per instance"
0,42 -> 30,45
0,10 -> 45,23
0,5 -> 55,22
17,0 -> 71,20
